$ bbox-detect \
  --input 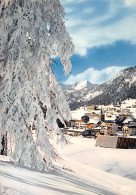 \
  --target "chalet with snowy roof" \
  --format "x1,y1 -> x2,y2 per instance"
115,116 -> 126,126
73,120 -> 86,129
92,127 -> 101,136
104,121 -> 116,126
105,112 -> 116,121
66,120 -> 86,129
117,112 -> 130,118
100,121 -> 118,135
122,124 -> 136,136
68,118 -> 96,130
122,116 -> 136,125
